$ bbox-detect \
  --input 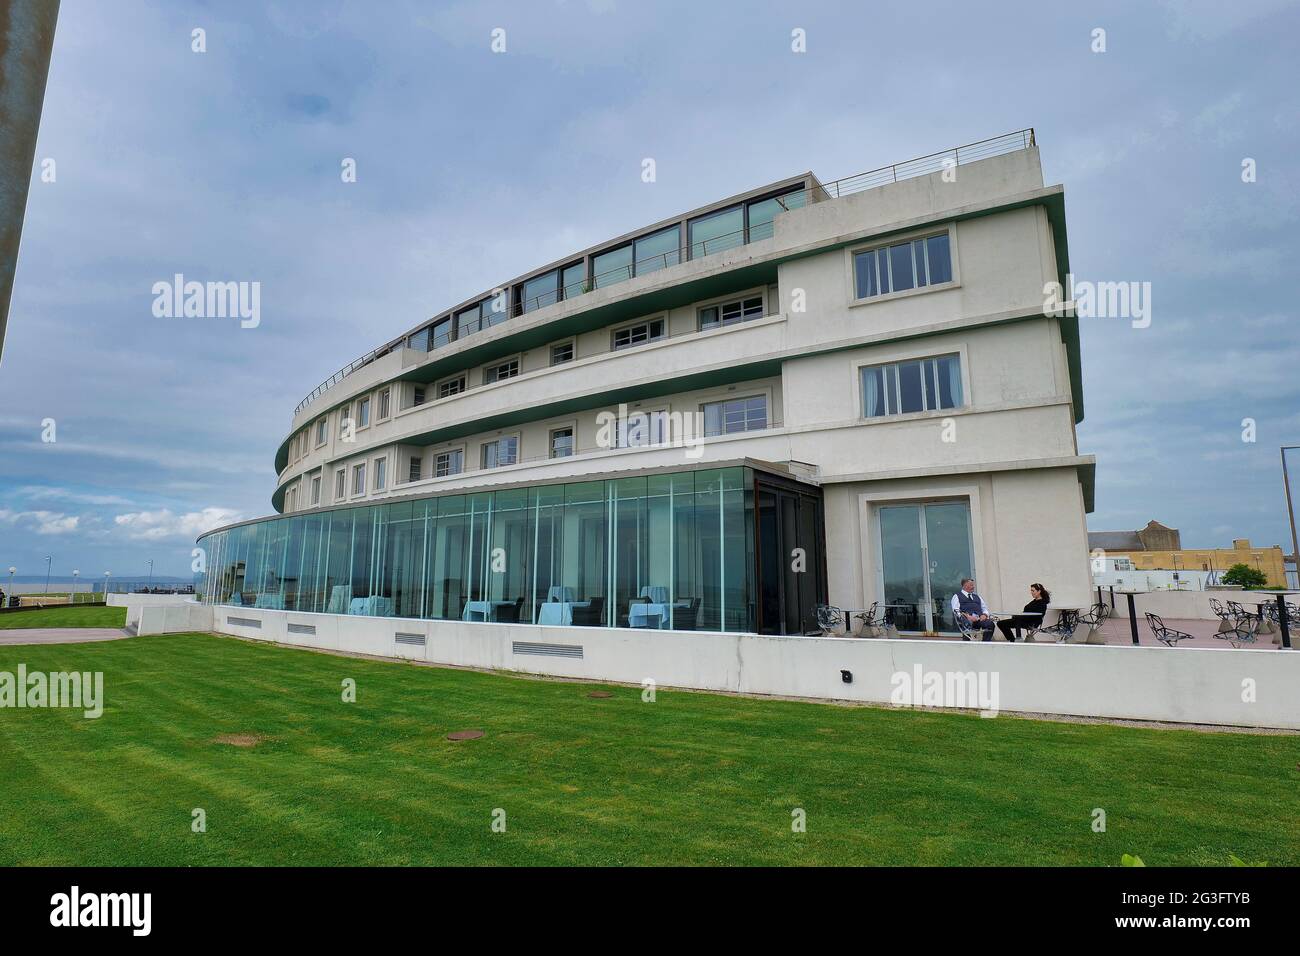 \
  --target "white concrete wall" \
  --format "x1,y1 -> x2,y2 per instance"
202,605 -> 1300,730
137,603 -> 214,634
1102,588 -> 1285,622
